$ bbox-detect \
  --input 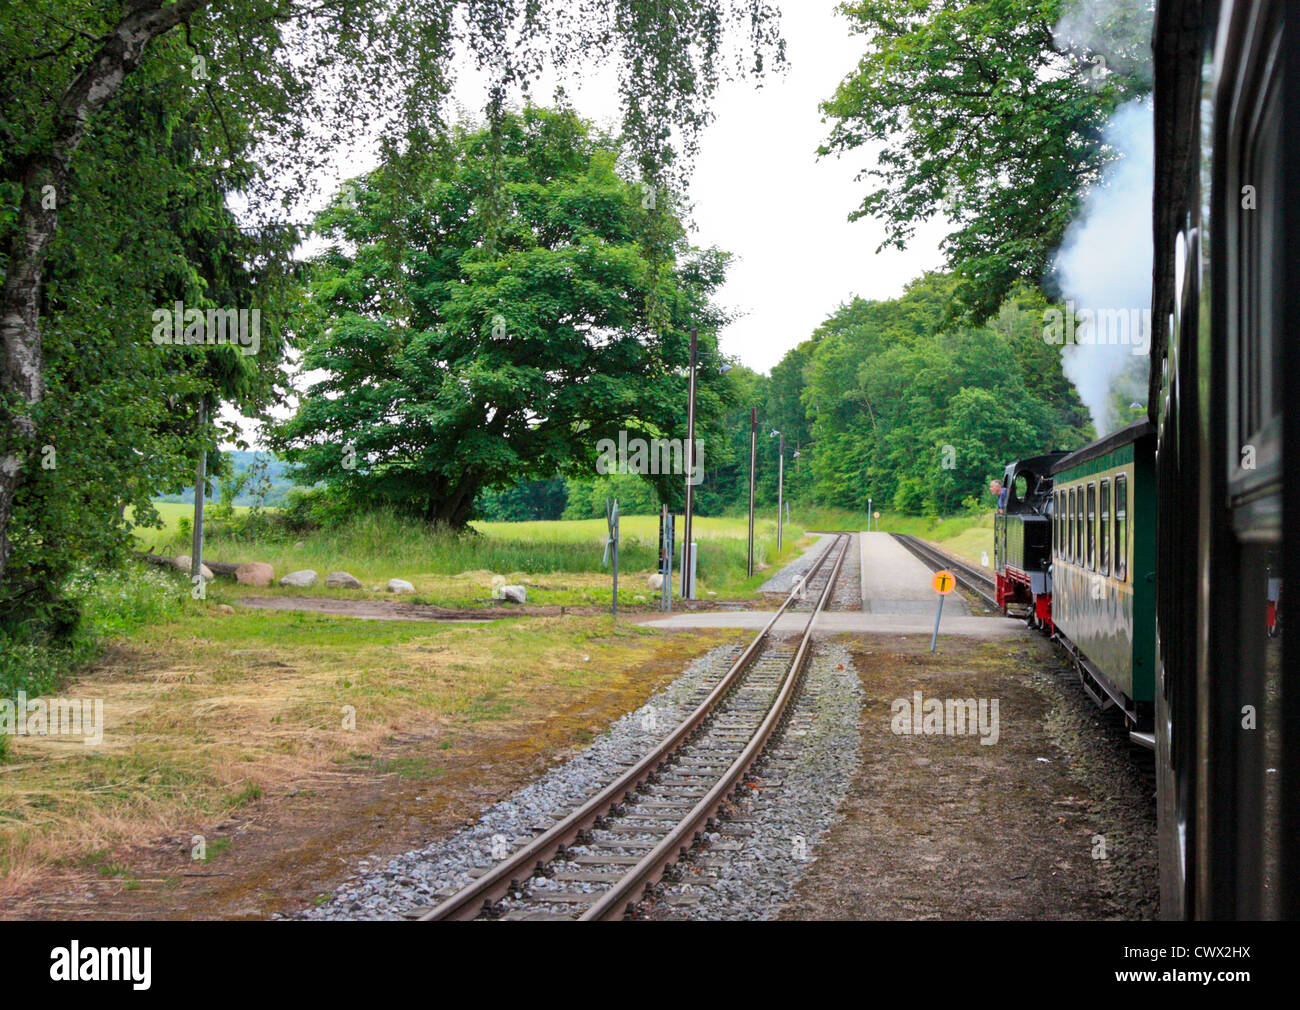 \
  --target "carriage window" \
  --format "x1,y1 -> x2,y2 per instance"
1067,488 -> 1075,561
1051,492 -> 1058,555
1076,485 -> 1085,561
1086,483 -> 1096,569
1114,475 -> 1127,581
1099,479 -> 1110,575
